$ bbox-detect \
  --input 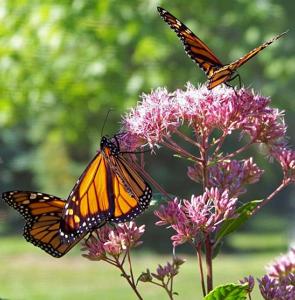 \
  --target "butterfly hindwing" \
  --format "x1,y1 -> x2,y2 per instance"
2,191 -> 87,257
109,154 -> 152,222
229,31 -> 287,70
